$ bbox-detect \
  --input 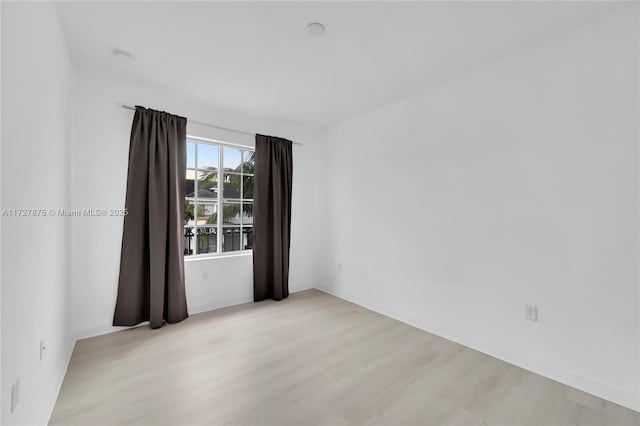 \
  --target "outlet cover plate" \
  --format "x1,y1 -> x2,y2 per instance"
525,304 -> 538,322
11,378 -> 19,414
